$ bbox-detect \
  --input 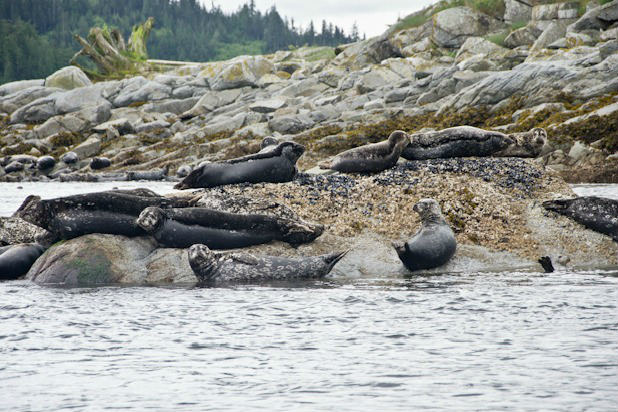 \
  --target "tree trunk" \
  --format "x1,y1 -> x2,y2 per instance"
70,18 -> 154,76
